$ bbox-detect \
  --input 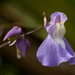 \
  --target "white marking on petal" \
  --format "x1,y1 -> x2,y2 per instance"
17,54 -> 22,59
9,40 -> 17,46
52,23 -> 66,49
